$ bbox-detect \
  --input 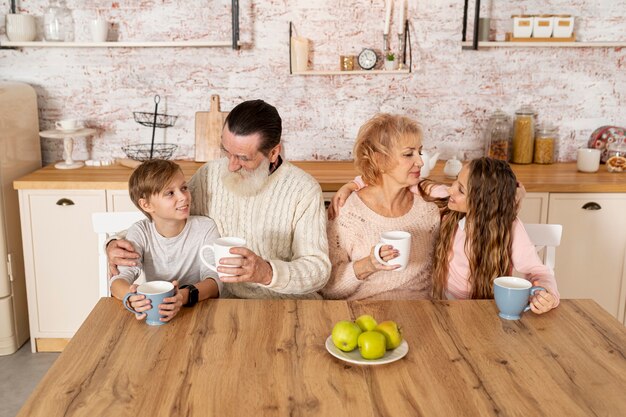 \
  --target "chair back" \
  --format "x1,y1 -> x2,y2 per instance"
92,211 -> 145,297
523,223 -> 563,272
